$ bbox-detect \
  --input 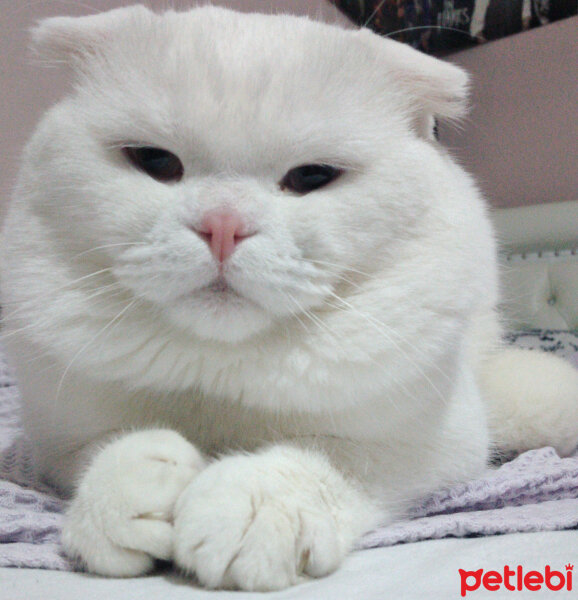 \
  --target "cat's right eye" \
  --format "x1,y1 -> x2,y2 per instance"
123,146 -> 184,183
